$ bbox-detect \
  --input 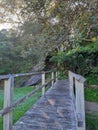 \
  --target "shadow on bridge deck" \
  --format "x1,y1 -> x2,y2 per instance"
13,80 -> 76,130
